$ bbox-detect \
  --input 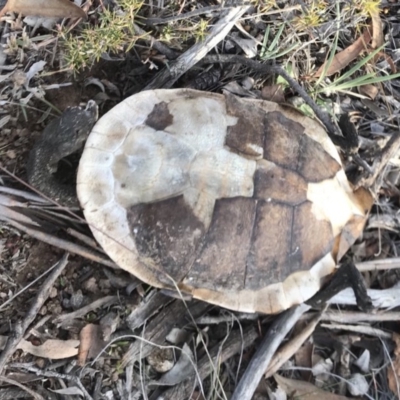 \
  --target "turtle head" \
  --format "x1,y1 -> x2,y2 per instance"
55,100 -> 99,154
61,100 -> 98,141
